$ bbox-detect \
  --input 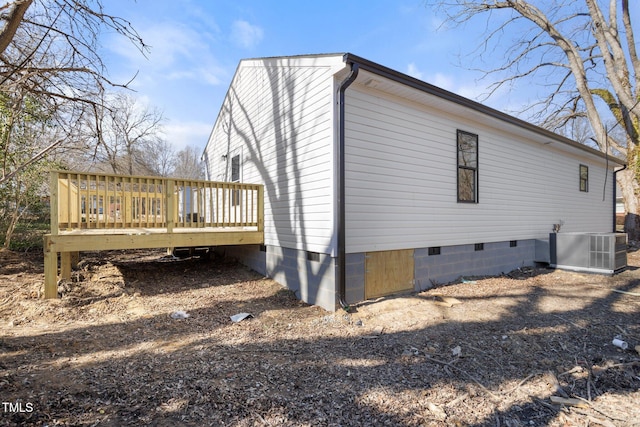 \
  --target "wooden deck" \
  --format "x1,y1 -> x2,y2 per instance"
44,171 -> 264,298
